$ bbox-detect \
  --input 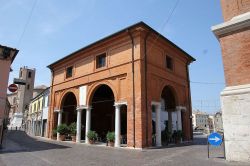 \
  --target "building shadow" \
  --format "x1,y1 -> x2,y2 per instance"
0,130 -> 71,154
148,133 -> 209,149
